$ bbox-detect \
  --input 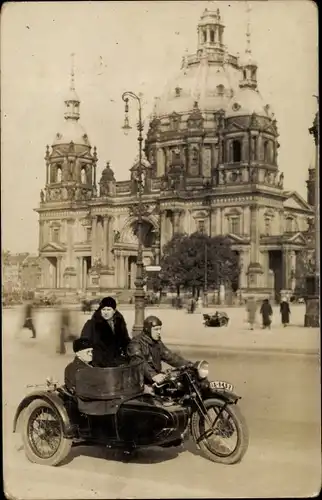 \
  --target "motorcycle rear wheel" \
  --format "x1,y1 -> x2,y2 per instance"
190,398 -> 249,465
21,398 -> 72,466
